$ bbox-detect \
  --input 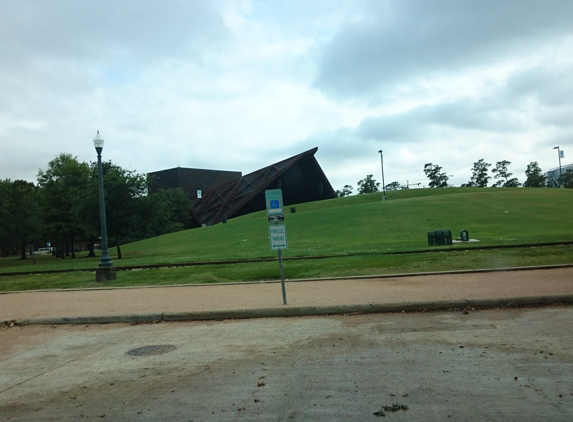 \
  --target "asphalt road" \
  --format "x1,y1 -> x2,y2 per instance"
1,306 -> 573,421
